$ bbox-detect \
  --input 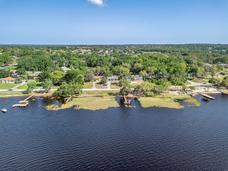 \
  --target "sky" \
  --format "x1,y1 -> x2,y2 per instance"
0,0 -> 227,44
